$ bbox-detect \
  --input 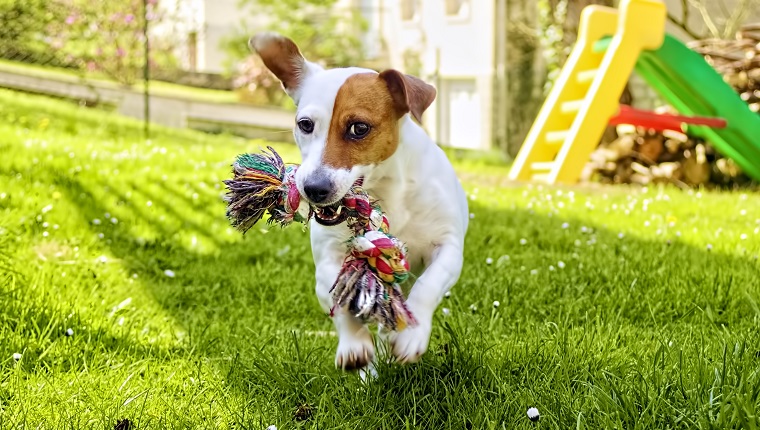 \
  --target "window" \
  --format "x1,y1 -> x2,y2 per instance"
400,0 -> 420,22
445,0 -> 470,18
